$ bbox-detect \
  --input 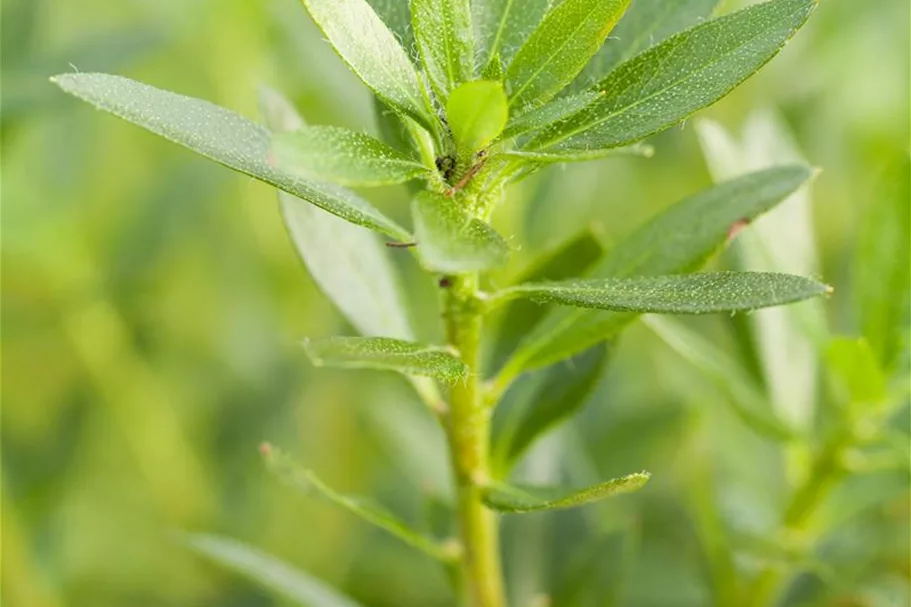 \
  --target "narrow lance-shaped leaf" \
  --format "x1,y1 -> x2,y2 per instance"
502,165 -> 814,374
506,0 -> 631,111
446,80 -> 509,155
262,444 -> 457,562
301,0 -> 434,128
412,191 -> 510,273
472,0 -> 551,70
529,0 -> 817,153
496,272 -> 831,315
501,143 -> 653,165
366,0 -> 414,49
501,91 -> 602,140
272,126 -> 432,187
260,87 -> 414,340
51,73 -> 411,241
482,472 -> 650,513
303,336 -> 468,384
184,533 -> 365,607
412,0 -> 475,102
